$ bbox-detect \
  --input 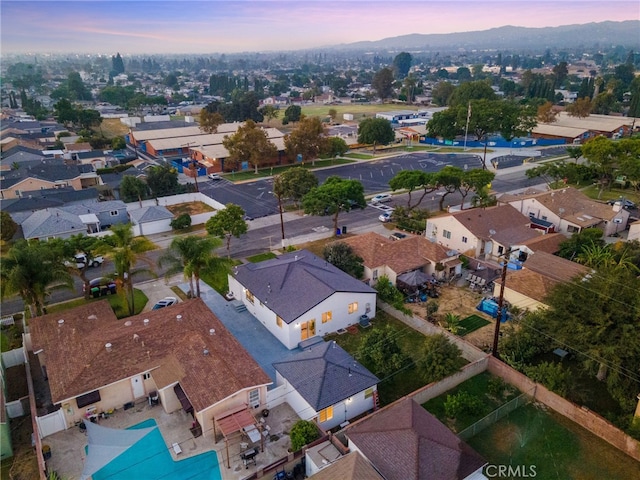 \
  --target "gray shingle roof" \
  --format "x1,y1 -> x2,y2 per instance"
273,341 -> 378,411
128,205 -> 173,223
233,249 -> 376,323
21,208 -> 86,239
62,200 -> 127,215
